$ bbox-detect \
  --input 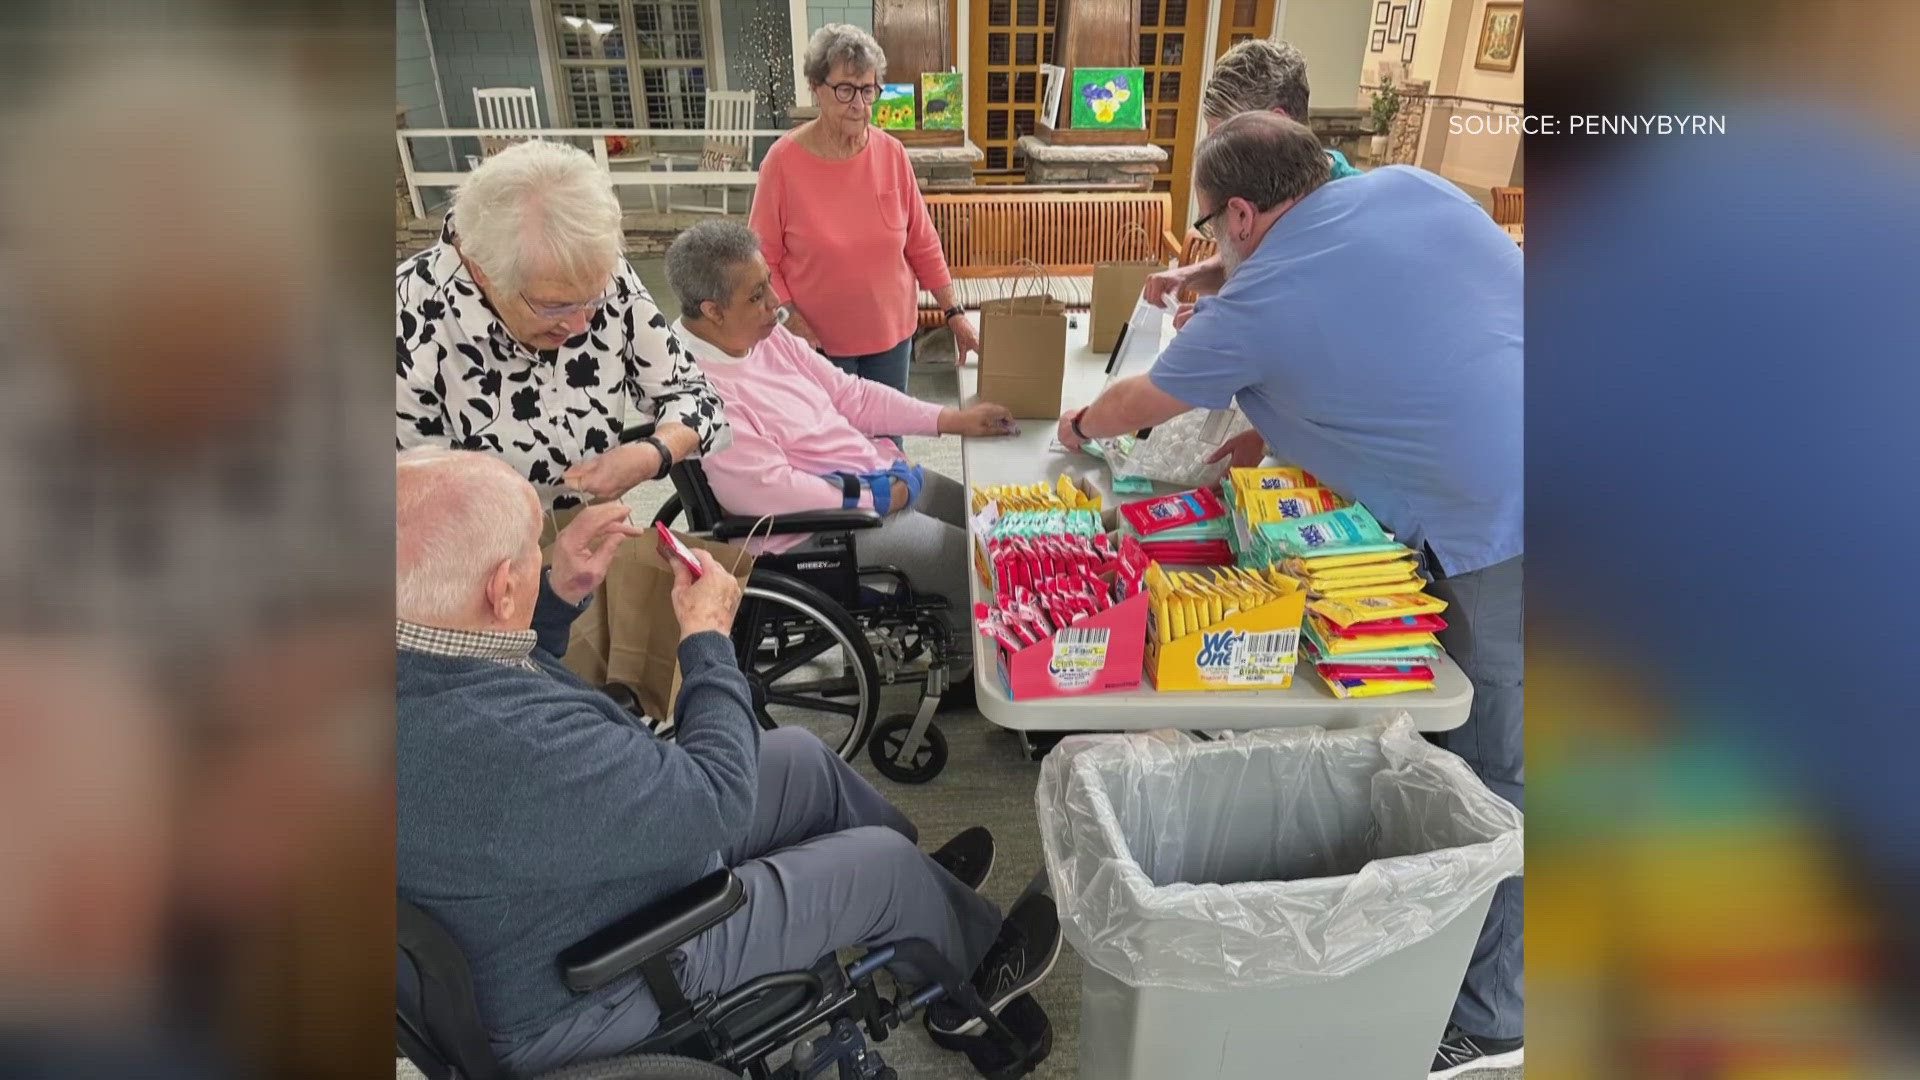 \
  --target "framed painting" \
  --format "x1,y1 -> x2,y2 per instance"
1370,29 -> 1386,53
1387,4 -> 1406,43
920,72 -> 964,130
872,83 -> 916,129
1407,0 -> 1422,28
1374,1 -> 1388,22
1069,67 -> 1145,130
1475,2 -> 1523,72
1401,32 -> 1417,64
